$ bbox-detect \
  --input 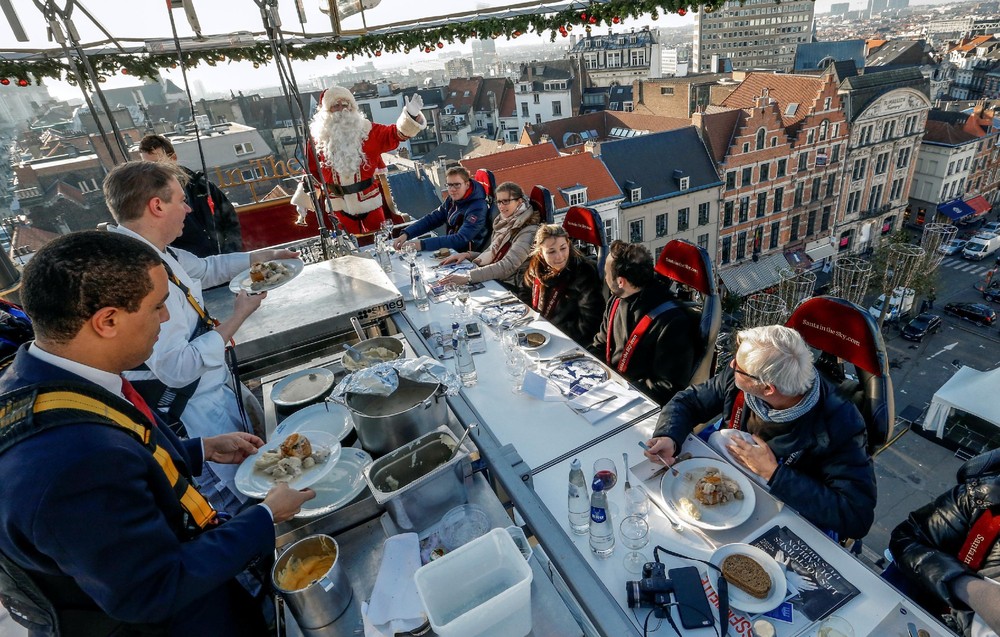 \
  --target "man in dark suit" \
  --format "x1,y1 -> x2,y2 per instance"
0,231 -> 313,636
